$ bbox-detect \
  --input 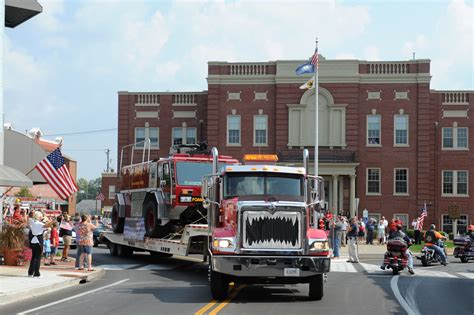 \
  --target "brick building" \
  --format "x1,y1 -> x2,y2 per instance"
102,57 -> 473,234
